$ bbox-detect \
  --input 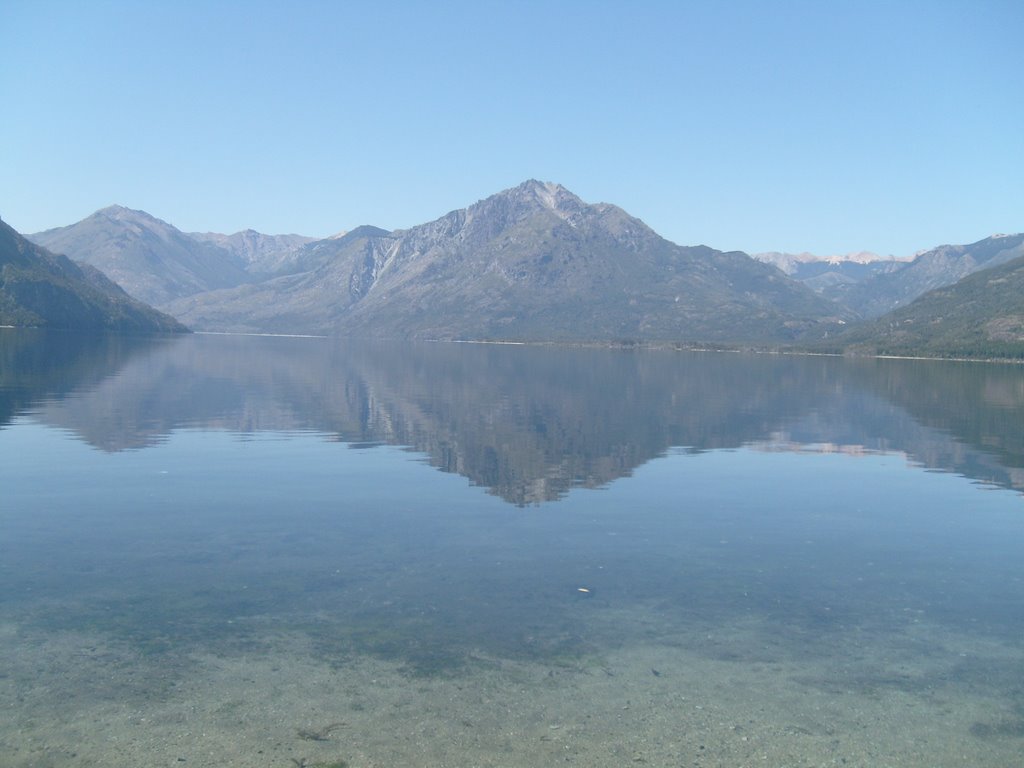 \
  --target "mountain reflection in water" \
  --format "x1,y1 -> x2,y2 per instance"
1,328 -> 1022,503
